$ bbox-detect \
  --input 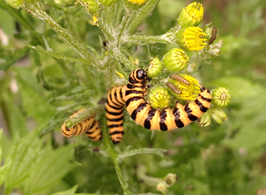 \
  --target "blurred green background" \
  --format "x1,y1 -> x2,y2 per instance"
1,0 -> 266,194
